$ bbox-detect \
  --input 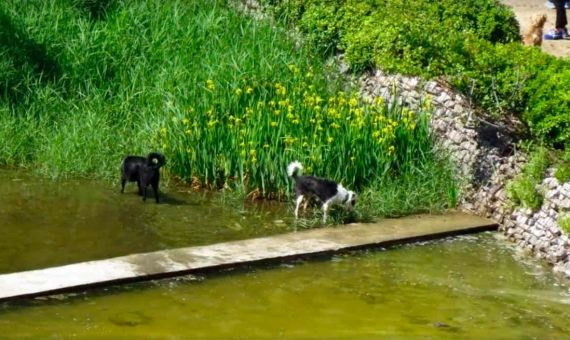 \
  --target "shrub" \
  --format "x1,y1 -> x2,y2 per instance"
507,147 -> 550,210
523,60 -> 570,148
